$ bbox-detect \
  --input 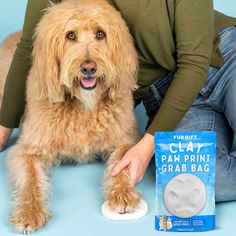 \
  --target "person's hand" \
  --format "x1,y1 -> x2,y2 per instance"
111,133 -> 154,186
0,125 -> 13,151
